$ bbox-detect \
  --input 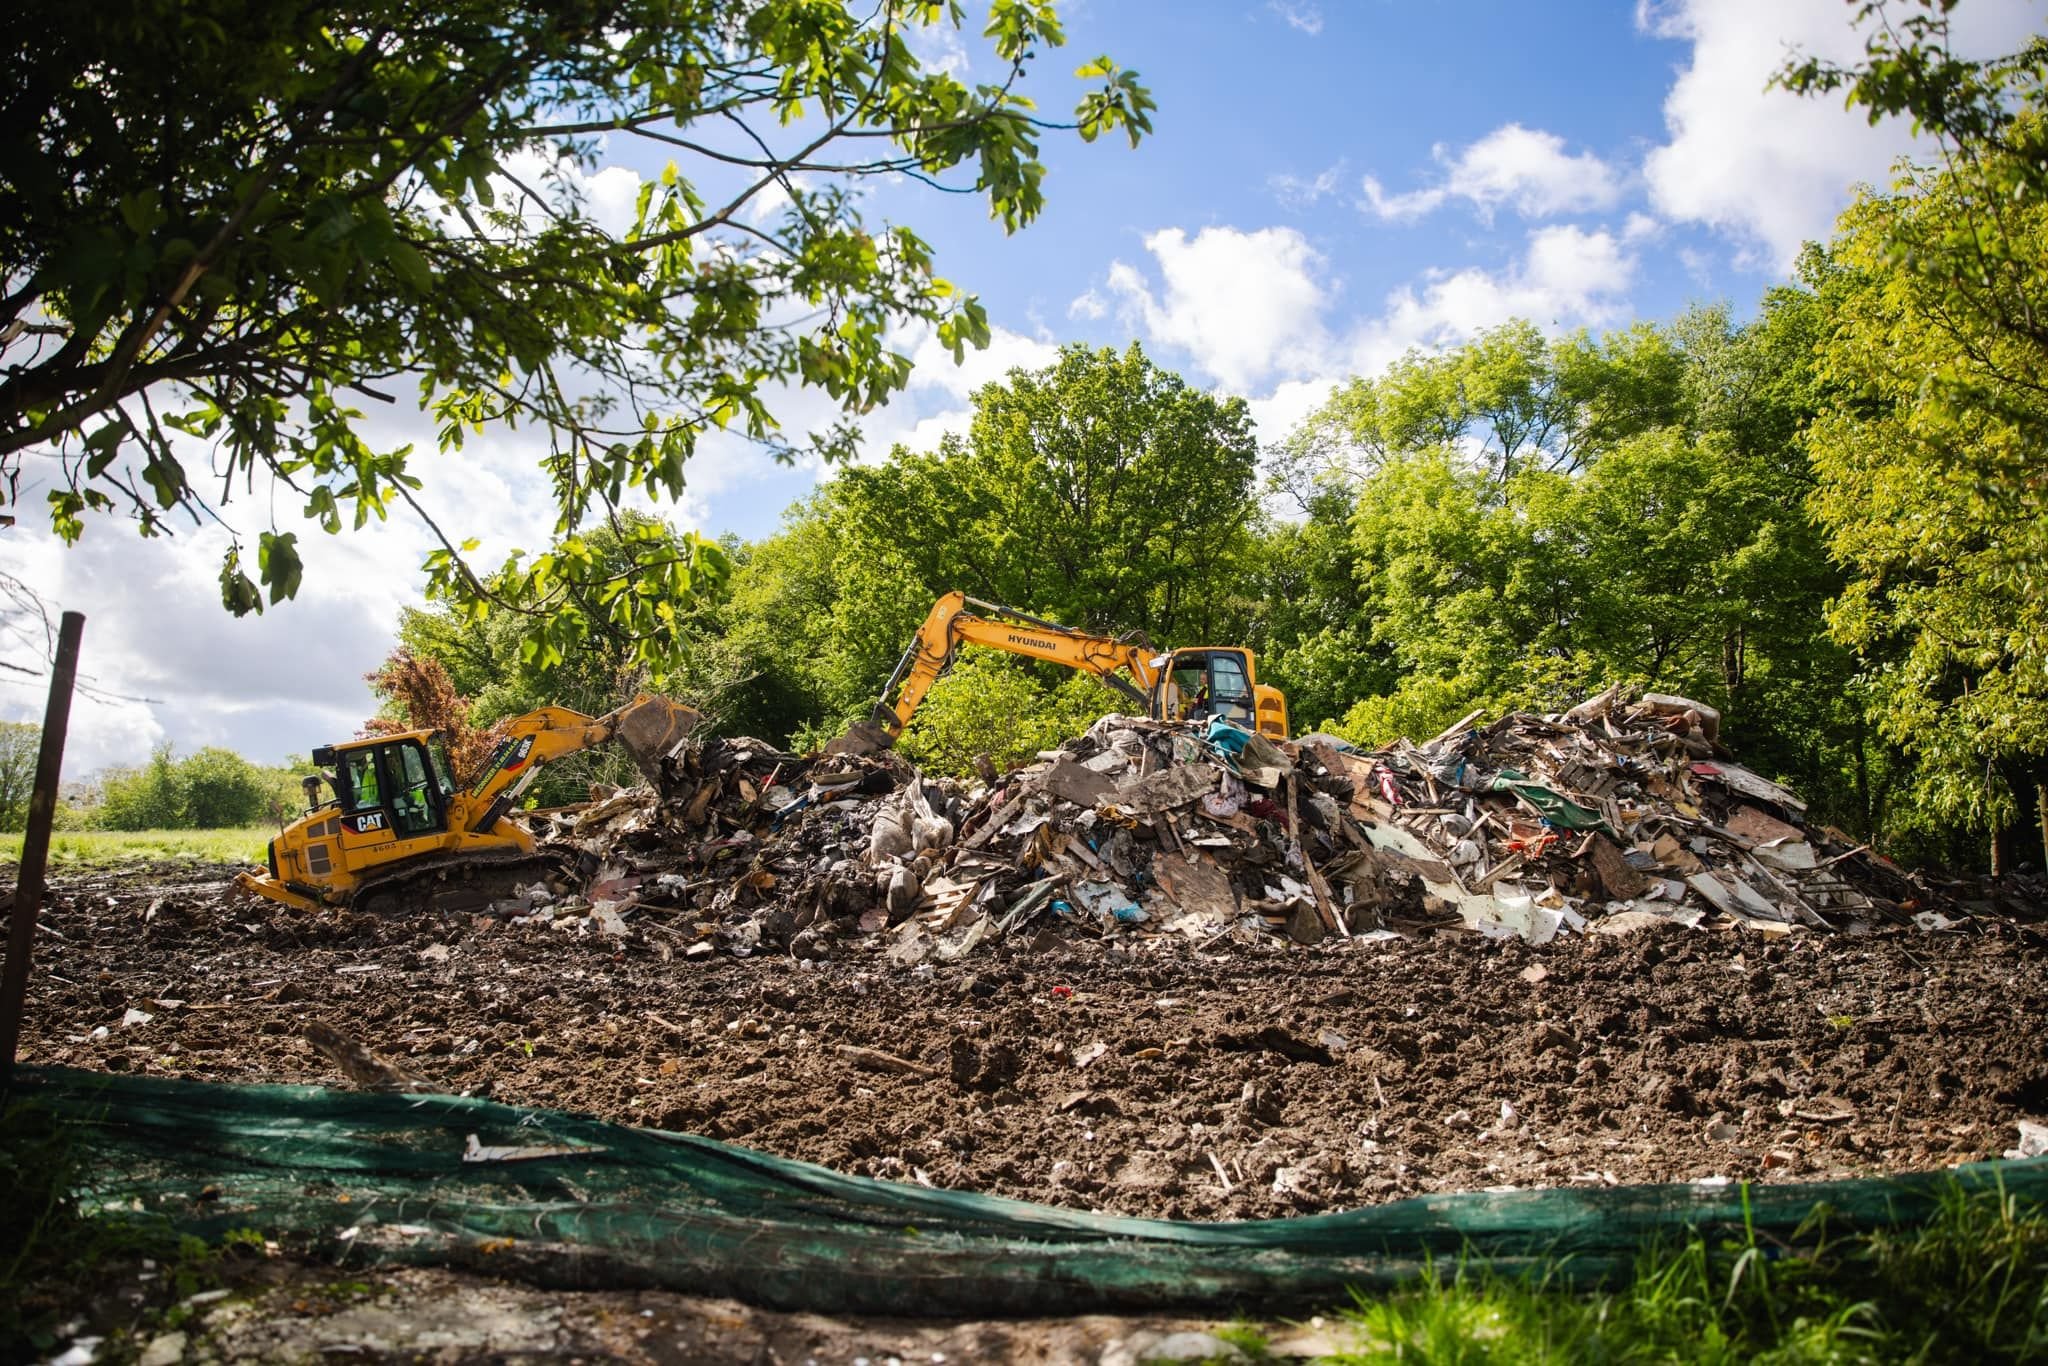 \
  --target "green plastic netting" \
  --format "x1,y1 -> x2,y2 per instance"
18,1066 -> 2047,1316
